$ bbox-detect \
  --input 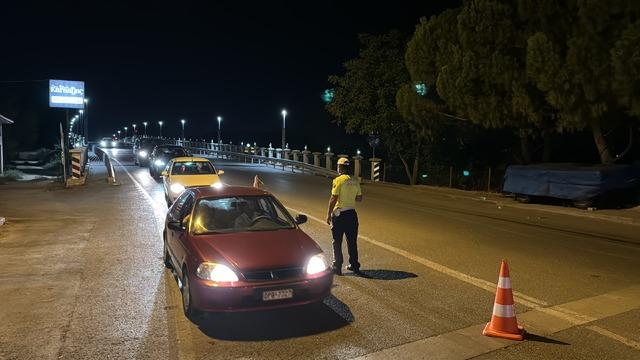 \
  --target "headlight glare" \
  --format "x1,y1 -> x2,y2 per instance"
100,141 -> 106,147
111,141 -> 117,147
139,150 -> 148,158
306,254 -> 328,275
197,262 -> 239,282
154,159 -> 165,166
170,183 -> 185,194
211,182 -> 223,189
